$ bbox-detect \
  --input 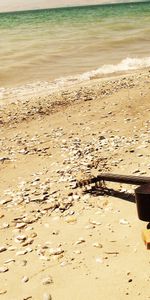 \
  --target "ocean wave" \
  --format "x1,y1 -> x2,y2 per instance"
50,56 -> 150,88
0,56 -> 150,104
78,56 -> 150,80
